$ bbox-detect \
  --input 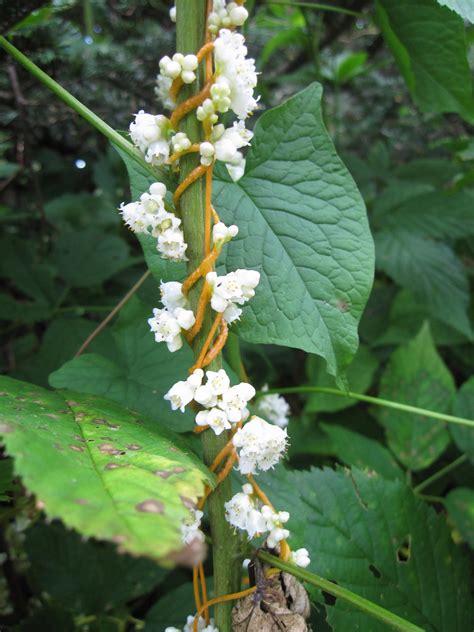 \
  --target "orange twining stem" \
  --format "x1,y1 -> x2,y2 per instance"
193,587 -> 257,632
190,313 -> 223,372
215,451 -> 237,484
170,76 -> 184,103
185,282 -> 212,342
182,248 -> 219,294
279,539 -> 291,562
211,205 -> 220,224
204,166 -> 213,255
173,164 -> 208,207
210,439 -> 235,472
168,143 -> 201,165
197,41 -> 214,63
193,565 -> 202,614
246,473 -> 275,510
194,424 -> 209,434
201,320 -> 228,367
198,561 -> 210,624
170,81 -> 212,129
